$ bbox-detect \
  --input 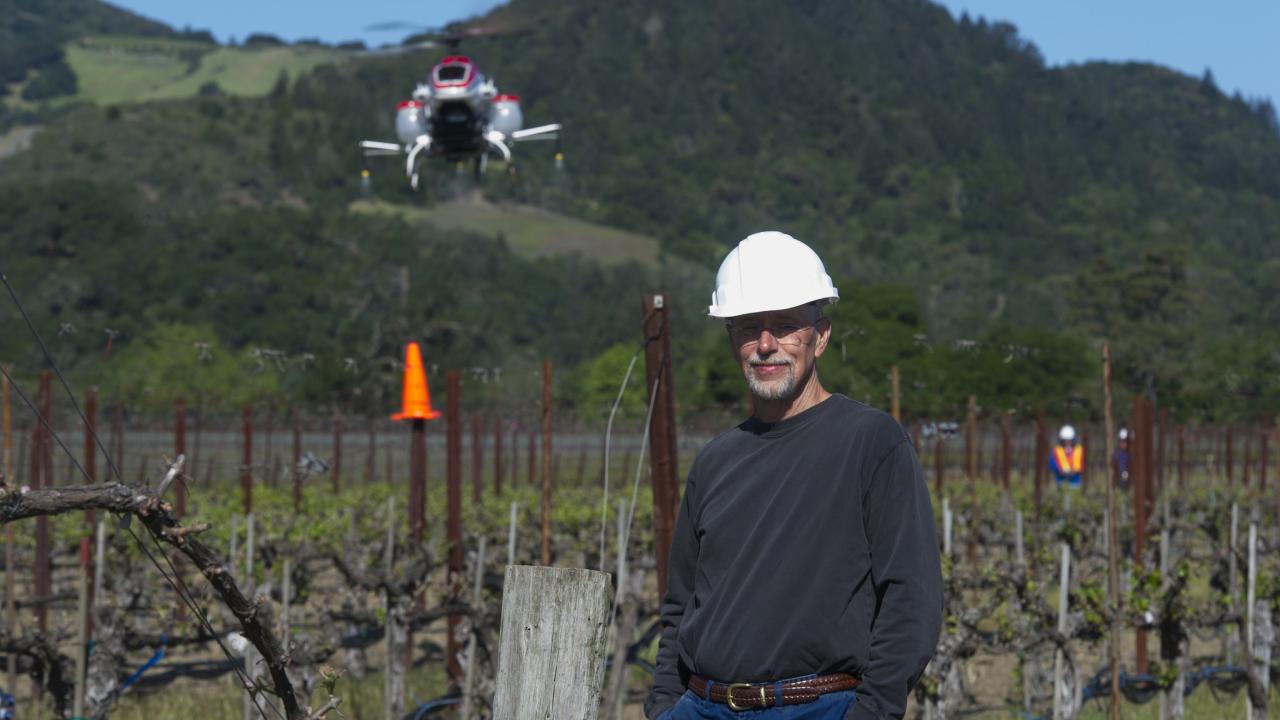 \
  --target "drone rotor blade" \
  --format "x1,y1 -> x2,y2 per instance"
360,140 -> 404,155
511,123 -> 561,141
